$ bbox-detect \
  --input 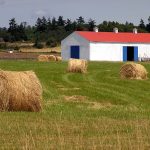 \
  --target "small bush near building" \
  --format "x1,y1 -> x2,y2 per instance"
46,38 -> 57,48
34,43 -> 44,49
0,43 -> 7,50
34,39 -> 44,49
14,45 -> 20,51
